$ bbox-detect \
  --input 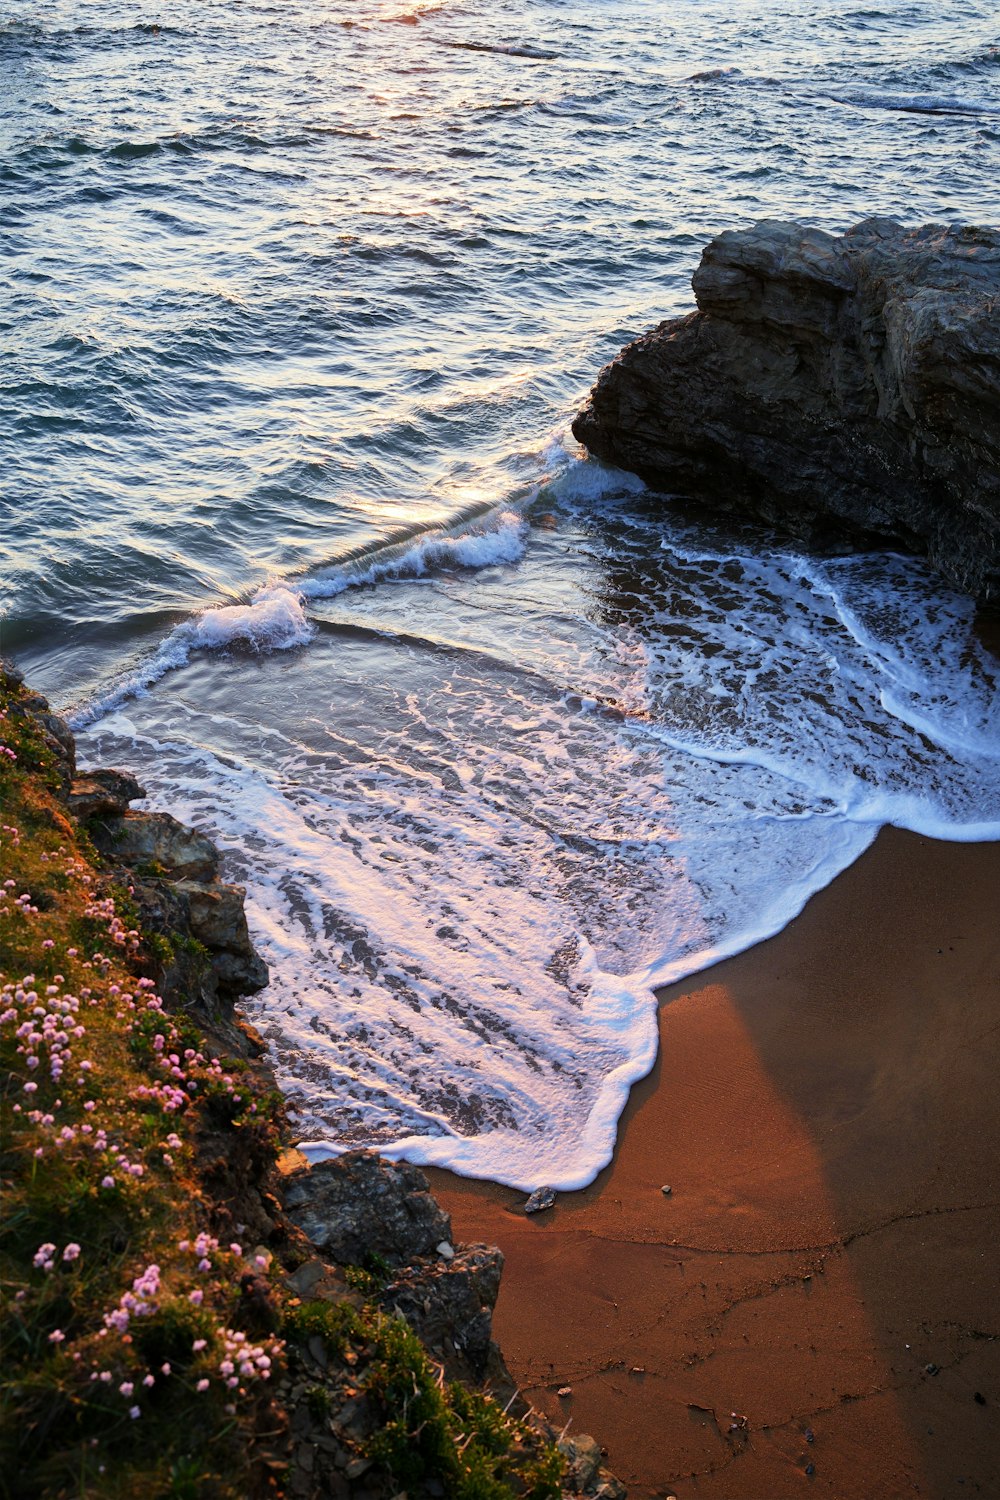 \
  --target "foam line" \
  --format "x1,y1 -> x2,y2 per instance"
67,511 -> 528,730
